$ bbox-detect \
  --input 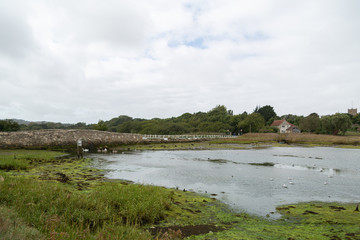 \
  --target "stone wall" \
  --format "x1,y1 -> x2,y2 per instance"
0,129 -> 142,148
